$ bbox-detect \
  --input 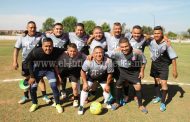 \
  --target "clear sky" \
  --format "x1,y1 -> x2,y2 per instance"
0,0 -> 189,33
